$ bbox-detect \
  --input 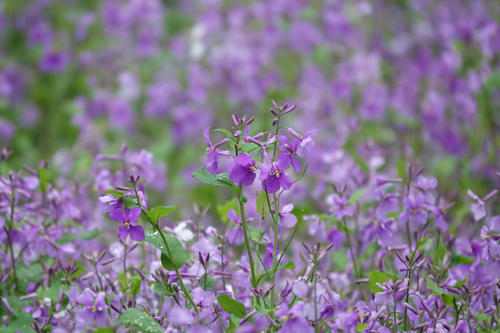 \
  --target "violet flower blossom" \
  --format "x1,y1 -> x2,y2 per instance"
260,160 -> 292,194
279,203 -> 297,228
229,153 -> 257,186
76,289 -> 107,327
109,206 -> 144,241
